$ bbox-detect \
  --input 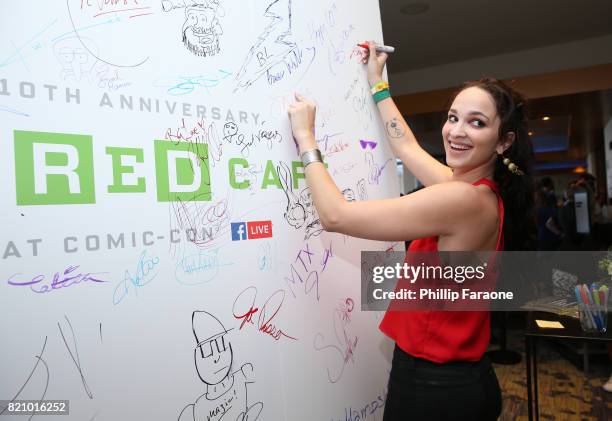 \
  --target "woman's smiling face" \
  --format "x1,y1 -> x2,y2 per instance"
442,86 -> 507,173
